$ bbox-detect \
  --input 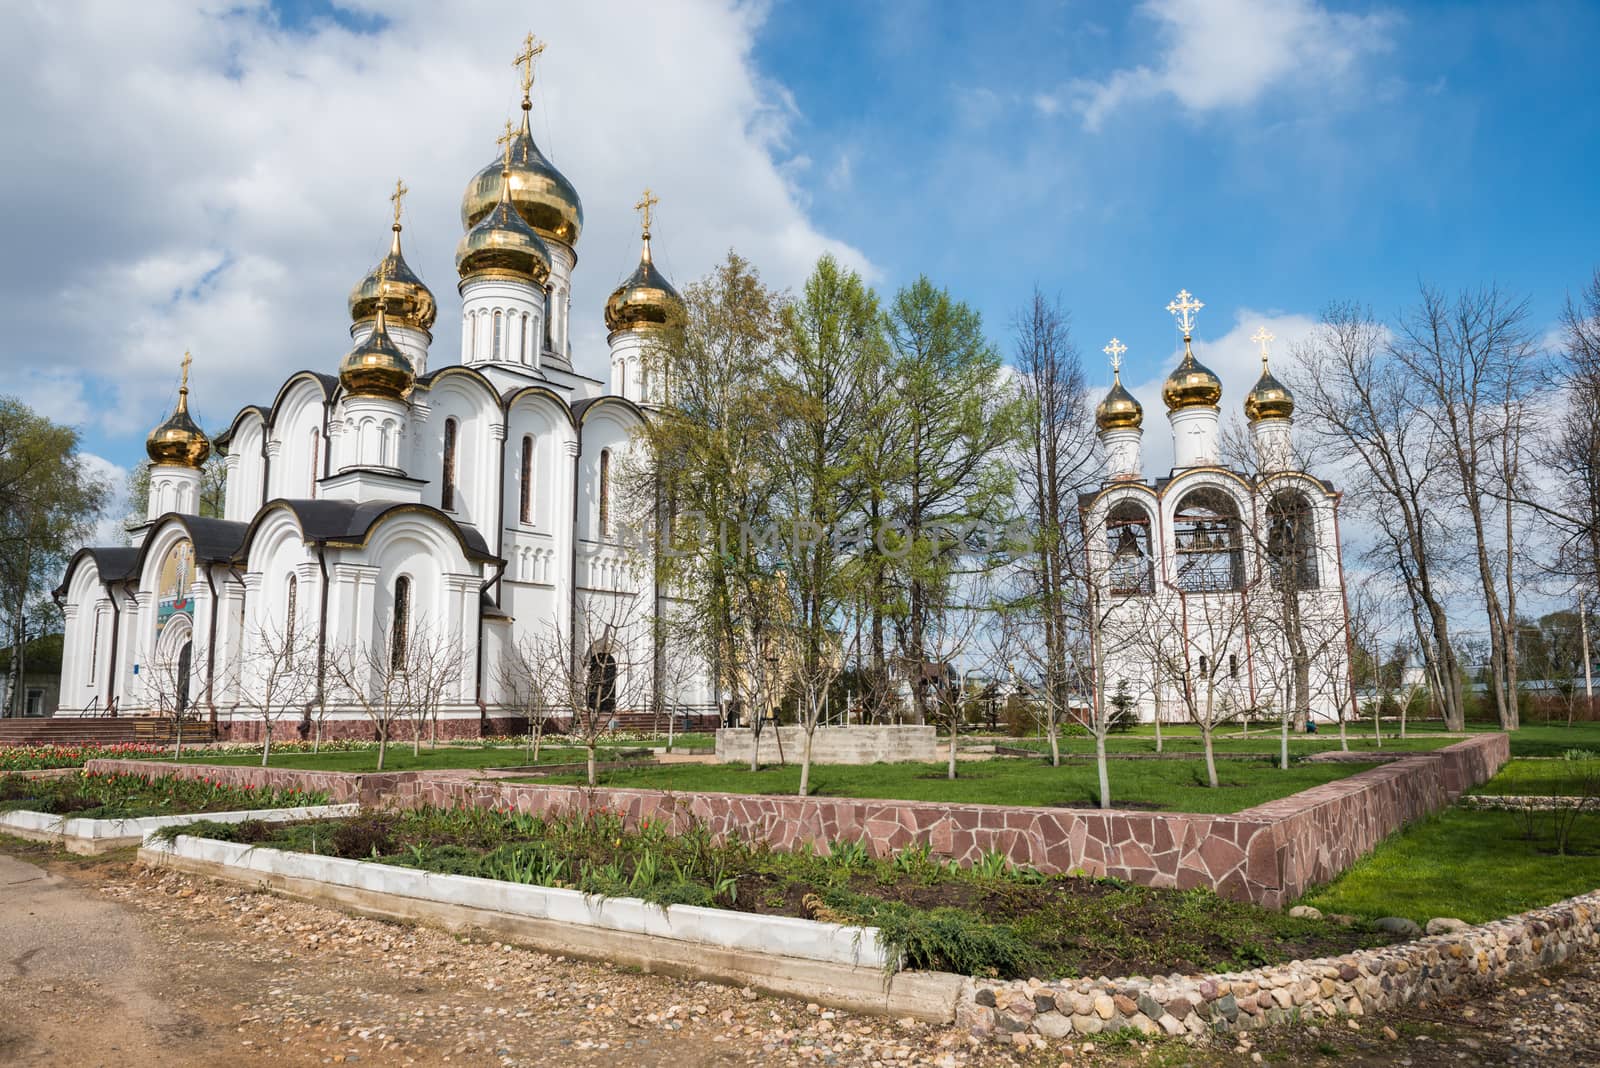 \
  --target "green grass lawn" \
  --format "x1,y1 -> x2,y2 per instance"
1297,808 -> 1600,925
991,731 -> 1451,758
530,756 -> 1377,814
161,744 -> 619,773
1470,757 -> 1600,796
